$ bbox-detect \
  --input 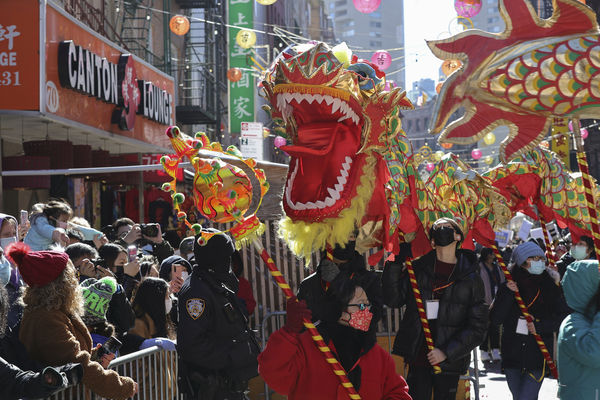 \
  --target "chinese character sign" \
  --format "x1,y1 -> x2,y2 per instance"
228,0 -> 254,134
551,118 -> 570,170
0,0 -> 40,110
